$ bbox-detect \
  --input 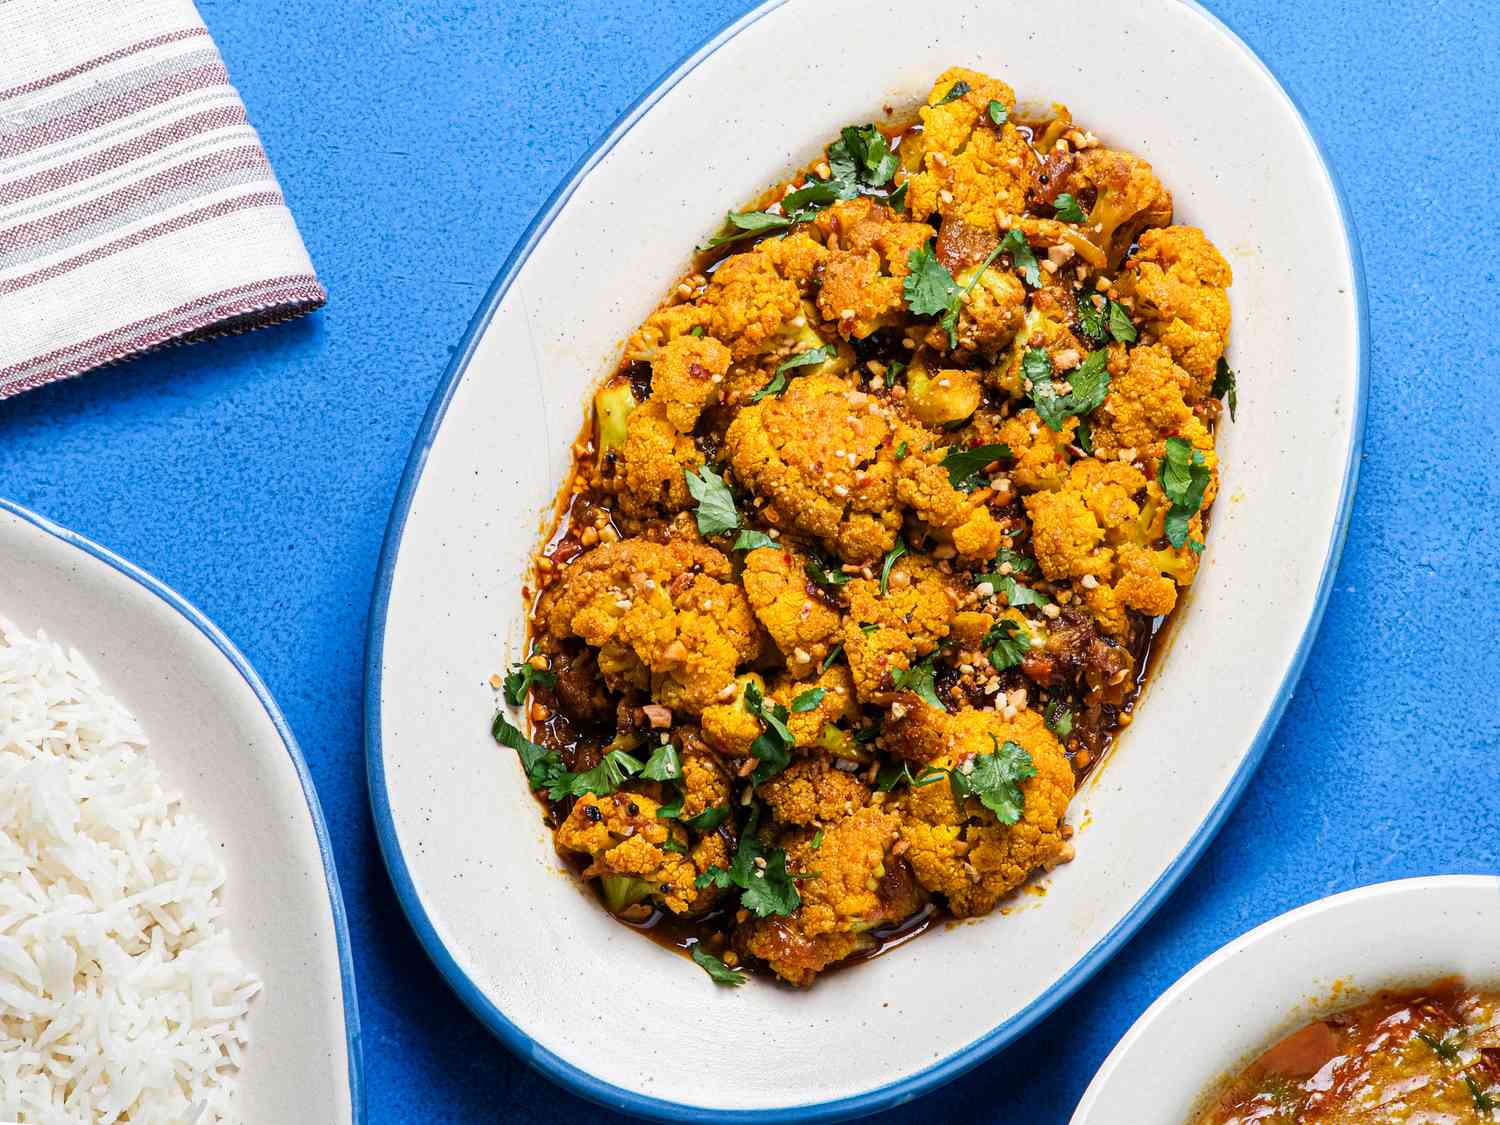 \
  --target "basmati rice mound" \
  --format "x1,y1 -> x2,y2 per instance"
0,619 -> 260,1124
